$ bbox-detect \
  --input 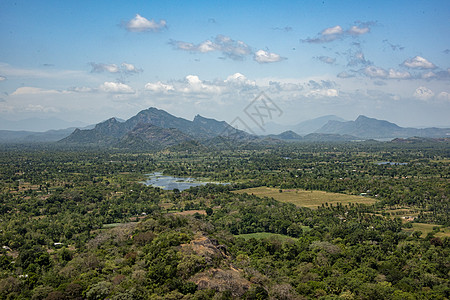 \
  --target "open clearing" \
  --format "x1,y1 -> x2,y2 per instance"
234,187 -> 376,209
403,223 -> 450,238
